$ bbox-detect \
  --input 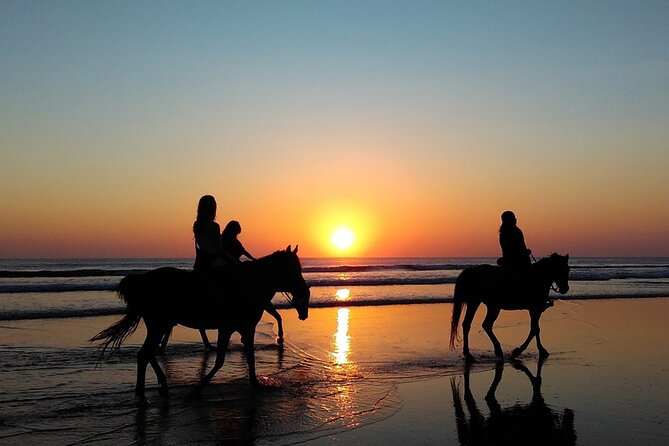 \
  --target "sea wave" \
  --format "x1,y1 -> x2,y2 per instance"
0,277 -> 462,293
2,293 -> 668,321
2,266 -> 669,293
